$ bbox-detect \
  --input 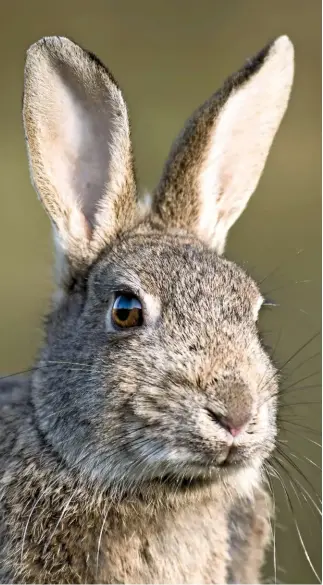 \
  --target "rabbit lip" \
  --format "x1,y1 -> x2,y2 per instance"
218,445 -> 247,468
